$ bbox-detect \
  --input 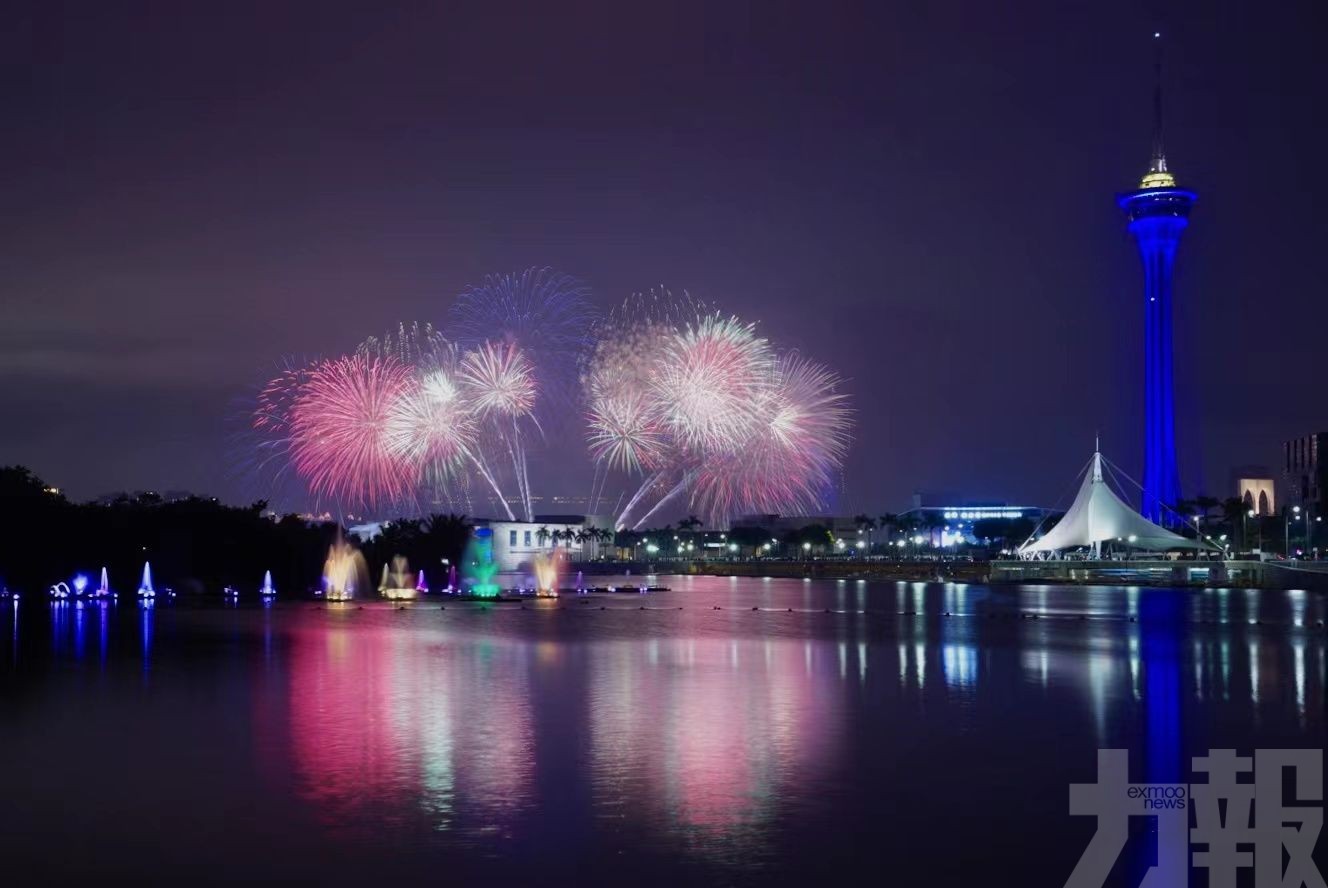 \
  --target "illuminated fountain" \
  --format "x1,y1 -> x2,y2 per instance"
532,549 -> 562,597
323,537 -> 368,601
461,528 -> 501,598
447,564 -> 458,593
260,570 -> 276,599
223,585 -> 239,599
49,581 -> 72,600
137,562 -> 156,599
90,567 -> 114,600
574,570 -> 585,594
415,569 -> 428,595
379,555 -> 419,600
